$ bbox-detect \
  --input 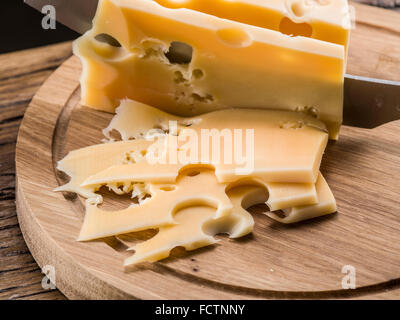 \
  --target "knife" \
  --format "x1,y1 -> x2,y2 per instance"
25,0 -> 400,129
